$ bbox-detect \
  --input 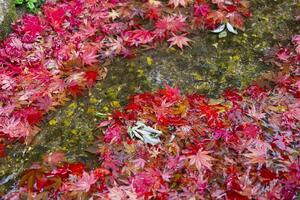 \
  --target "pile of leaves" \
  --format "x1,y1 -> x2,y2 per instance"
0,0 -> 251,150
4,35 -> 299,199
